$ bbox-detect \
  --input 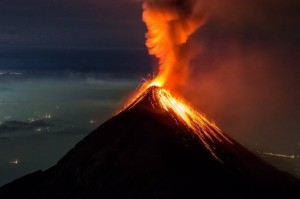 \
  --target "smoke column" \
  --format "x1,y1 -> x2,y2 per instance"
143,0 -> 206,90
